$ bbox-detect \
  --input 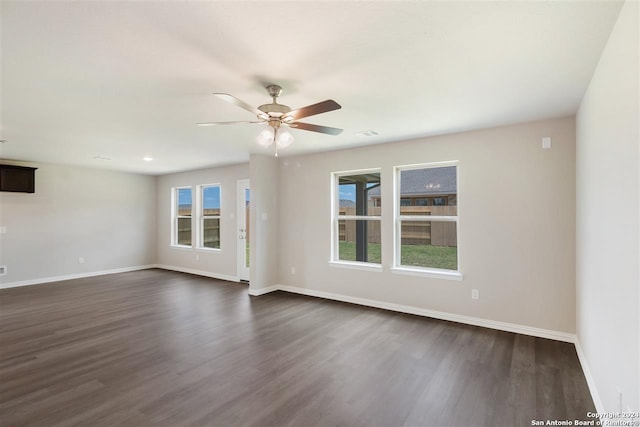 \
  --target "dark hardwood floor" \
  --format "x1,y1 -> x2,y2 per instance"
0,269 -> 594,427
